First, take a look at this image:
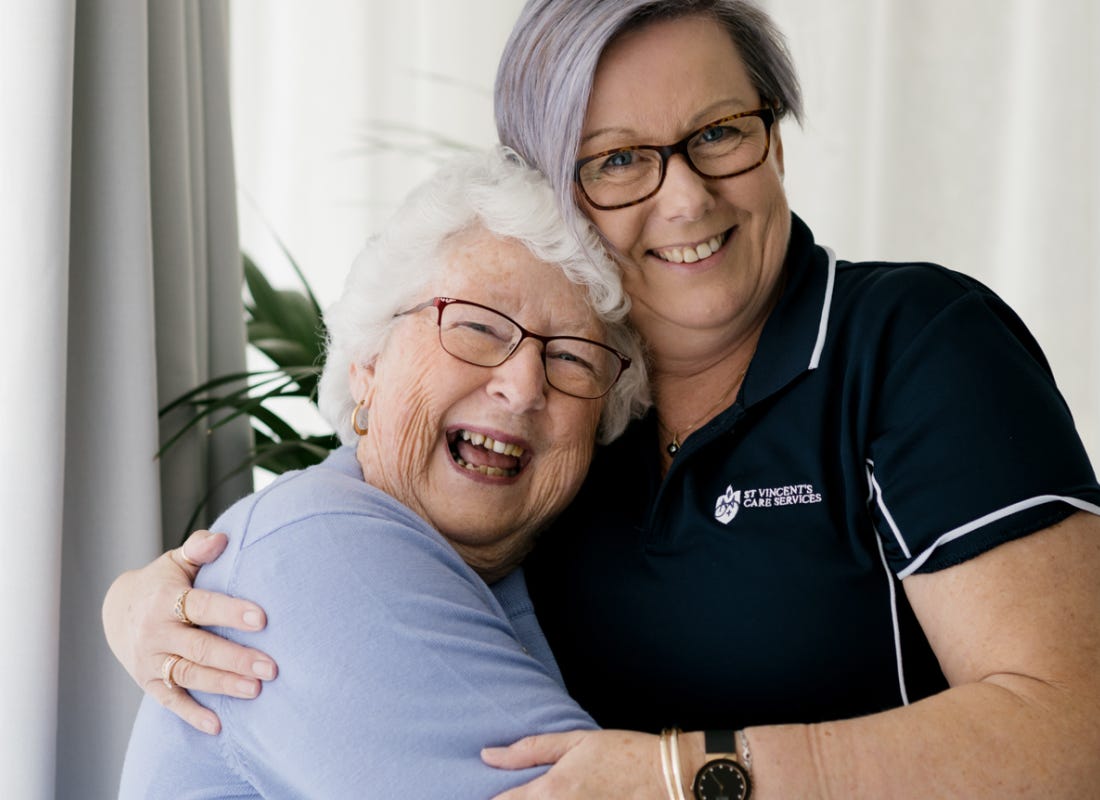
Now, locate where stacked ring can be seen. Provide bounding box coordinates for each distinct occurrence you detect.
[162,654,183,689]
[177,545,200,568]
[174,589,195,626]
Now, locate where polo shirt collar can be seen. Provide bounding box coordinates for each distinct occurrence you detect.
[742,213,836,408]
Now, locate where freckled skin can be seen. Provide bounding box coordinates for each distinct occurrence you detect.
[578,15,791,365]
[350,226,606,581]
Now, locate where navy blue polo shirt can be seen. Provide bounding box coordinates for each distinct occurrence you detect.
[525,213,1100,732]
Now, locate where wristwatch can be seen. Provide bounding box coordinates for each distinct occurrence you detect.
[692,730,752,800]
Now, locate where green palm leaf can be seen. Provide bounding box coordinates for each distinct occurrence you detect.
[159,250,338,540]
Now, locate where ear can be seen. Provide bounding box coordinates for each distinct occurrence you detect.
[771,123,786,180]
[349,360,377,408]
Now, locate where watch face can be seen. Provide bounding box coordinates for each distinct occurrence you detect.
[693,758,750,800]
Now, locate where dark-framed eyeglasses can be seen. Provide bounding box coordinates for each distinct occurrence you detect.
[394,297,631,400]
[574,106,776,210]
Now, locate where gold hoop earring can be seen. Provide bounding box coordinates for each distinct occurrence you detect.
[351,398,369,436]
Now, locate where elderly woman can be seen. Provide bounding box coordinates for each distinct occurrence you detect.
[117,147,646,798]
[107,1,1100,798]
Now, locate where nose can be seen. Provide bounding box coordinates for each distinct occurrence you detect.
[655,154,714,221]
[485,338,548,413]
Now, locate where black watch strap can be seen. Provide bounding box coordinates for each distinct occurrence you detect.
[704,729,736,755]
[694,730,751,800]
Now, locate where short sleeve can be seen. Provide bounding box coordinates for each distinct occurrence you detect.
[862,273,1100,577]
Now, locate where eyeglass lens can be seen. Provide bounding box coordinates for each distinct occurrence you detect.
[437,301,621,399]
[577,110,771,209]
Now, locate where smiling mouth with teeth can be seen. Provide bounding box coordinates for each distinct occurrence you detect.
[448,429,528,478]
[652,228,731,264]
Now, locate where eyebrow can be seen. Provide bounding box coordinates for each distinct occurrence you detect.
[580,97,755,147]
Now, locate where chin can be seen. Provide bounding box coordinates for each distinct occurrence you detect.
[448,528,533,583]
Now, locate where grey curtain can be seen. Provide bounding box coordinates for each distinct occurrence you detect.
[0,1,250,797]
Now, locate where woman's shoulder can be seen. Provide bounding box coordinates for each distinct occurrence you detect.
[258,447,421,526]
[812,254,1057,387]
[198,447,457,588]
[828,257,1028,341]
[224,446,424,532]
[834,257,997,309]
[791,217,1001,318]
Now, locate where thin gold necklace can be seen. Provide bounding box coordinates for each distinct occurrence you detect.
[656,353,754,458]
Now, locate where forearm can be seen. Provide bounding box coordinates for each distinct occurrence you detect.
[722,513,1100,799]
[484,679,1099,800]
[693,677,1100,799]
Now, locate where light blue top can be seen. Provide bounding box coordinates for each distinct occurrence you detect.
[119,446,596,799]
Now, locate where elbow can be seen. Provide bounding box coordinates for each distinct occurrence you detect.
[981,670,1100,784]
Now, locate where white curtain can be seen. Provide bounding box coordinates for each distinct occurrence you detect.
[770,0,1100,463]
[230,0,522,306]
[1,1,249,797]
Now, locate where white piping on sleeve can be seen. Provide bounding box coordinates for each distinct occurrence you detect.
[866,459,912,559]
[897,496,1100,579]
[808,246,836,370]
[874,532,909,706]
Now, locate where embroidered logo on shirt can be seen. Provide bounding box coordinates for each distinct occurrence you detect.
[714,483,823,525]
[715,486,742,524]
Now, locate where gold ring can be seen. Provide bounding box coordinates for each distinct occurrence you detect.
[173,589,195,626]
[177,545,200,568]
[162,654,183,689]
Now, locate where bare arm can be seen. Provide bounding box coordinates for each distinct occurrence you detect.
[485,511,1100,798]
[740,509,1100,797]
[101,530,278,734]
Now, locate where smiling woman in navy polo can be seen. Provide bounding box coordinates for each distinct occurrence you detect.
[525,213,1098,733]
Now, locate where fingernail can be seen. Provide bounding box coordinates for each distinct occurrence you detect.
[242,610,263,628]
[253,661,275,680]
[201,717,219,735]
[237,679,259,697]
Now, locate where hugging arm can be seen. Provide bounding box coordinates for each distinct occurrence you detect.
[101,530,277,734]
[484,511,1100,799]
[745,509,1100,797]
[150,512,598,798]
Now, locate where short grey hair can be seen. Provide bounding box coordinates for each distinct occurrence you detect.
[495,0,803,244]
[318,146,650,446]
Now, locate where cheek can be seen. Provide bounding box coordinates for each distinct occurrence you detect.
[588,206,643,259]
[532,403,603,508]
[747,165,789,216]
[752,178,791,259]
[372,365,447,478]
[388,390,438,461]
